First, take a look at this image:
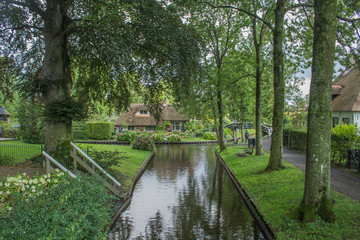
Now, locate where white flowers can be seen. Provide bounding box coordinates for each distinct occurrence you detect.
[1,170,67,213]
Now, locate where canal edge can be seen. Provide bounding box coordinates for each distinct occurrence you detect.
[109,151,156,227]
[215,151,275,240]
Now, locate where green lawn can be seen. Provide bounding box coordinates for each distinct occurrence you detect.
[0,141,152,192]
[0,141,42,165]
[219,145,360,240]
[75,143,152,191]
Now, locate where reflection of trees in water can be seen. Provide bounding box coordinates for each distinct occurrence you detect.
[169,158,264,239]
[108,216,133,240]
[109,145,263,239]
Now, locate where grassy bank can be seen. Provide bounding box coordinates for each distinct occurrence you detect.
[0,141,152,192]
[76,143,152,191]
[219,145,360,239]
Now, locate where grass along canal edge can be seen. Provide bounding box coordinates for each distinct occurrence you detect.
[219,145,360,240]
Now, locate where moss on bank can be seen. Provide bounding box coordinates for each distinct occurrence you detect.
[219,145,360,240]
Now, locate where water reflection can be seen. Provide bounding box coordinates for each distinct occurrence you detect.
[109,145,264,240]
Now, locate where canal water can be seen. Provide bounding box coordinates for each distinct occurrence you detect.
[109,144,264,240]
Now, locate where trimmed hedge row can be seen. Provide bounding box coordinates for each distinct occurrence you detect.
[85,122,114,140]
[283,129,307,153]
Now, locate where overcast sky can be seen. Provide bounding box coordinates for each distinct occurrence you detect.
[297,62,344,97]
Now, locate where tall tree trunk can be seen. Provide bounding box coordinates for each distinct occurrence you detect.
[217,89,226,151]
[41,0,72,151]
[294,0,337,223]
[252,16,265,156]
[267,0,287,170]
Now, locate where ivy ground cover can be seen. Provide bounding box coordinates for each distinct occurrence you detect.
[219,145,360,240]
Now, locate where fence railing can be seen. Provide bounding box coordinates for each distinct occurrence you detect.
[347,149,360,172]
[70,142,122,197]
[42,151,77,178]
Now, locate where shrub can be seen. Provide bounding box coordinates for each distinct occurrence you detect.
[172,131,181,135]
[85,122,114,140]
[73,130,89,140]
[167,134,182,142]
[331,124,360,166]
[203,132,217,140]
[16,100,45,144]
[0,170,67,214]
[117,131,136,142]
[155,125,164,132]
[195,132,203,138]
[283,128,307,152]
[152,132,166,142]
[131,134,154,151]
[224,128,233,139]
[0,174,112,240]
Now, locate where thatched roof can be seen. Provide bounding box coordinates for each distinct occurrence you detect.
[332,68,360,112]
[114,104,189,126]
[0,106,10,116]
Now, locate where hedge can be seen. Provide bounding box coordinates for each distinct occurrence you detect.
[85,122,114,140]
[73,130,89,140]
[283,129,307,153]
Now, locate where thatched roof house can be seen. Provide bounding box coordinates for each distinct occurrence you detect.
[331,68,360,126]
[0,106,11,122]
[114,103,189,132]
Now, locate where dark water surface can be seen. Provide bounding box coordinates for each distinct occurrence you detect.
[109,144,264,240]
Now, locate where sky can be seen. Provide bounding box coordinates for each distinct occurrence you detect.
[297,62,344,97]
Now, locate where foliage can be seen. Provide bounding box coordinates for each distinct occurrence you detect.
[155,125,165,132]
[185,120,204,135]
[76,143,152,191]
[283,128,307,153]
[73,130,89,140]
[203,132,217,140]
[203,119,215,132]
[152,132,166,142]
[88,148,128,177]
[166,134,182,142]
[0,170,66,214]
[16,99,45,144]
[117,131,136,142]
[0,174,112,240]
[224,128,233,139]
[44,97,87,124]
[163,121,171,131]
[2,129,18,138]
[219,146,360,240]
[331,124,360,166]
[131,134,155,151]
[85,122,114,140]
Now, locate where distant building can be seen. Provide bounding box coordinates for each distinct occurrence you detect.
[0,106,11,122]
[114,103,189,132]
[331,68,360,126]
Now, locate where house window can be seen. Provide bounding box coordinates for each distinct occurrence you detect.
[343,118,350,124]
[128,126,134,131]
[139,110,148,115]
[172,122,181,131]
[118,127,123,132]
[332,117,339,127]
[146,126,155,131]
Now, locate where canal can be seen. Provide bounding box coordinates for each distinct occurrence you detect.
[109,144,264,240]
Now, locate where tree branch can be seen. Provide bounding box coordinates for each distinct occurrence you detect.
[337,15,360,23]
[220,74,255,92]
[203,1,274,32]
[4,0,45,18]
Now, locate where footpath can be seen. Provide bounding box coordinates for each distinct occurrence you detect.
[262,137,360,202]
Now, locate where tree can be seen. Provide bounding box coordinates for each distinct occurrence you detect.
[293,0,337,223]
[266,0,287,170]
[0,0,199,150]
